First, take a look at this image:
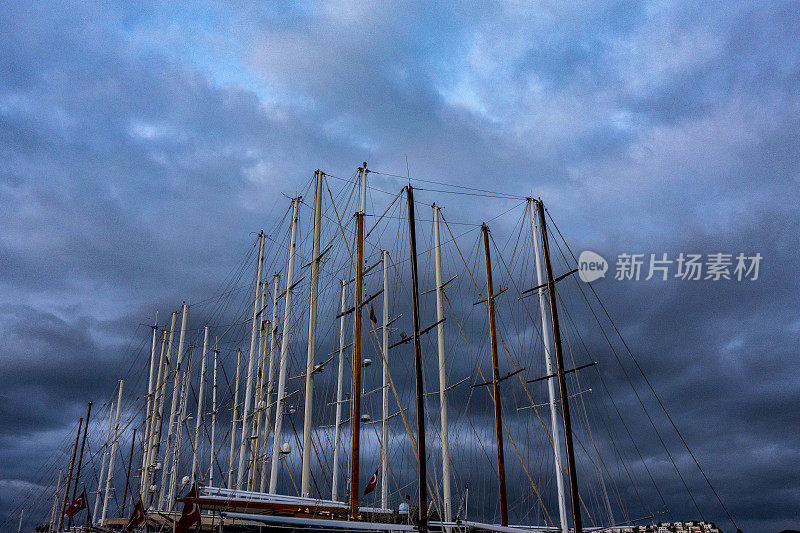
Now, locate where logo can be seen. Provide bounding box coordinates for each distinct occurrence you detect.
[578,251,608,283]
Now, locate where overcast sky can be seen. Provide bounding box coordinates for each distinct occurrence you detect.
[1,2,799,532]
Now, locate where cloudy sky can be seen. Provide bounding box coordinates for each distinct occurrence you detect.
[1,1,799,532]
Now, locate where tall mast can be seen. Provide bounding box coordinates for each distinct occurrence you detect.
[528,198,568,533]
[228,349,242,489]
[433,204,452,526]
[49,468,63,533]
[209,343,219,486]
[58,417,82,532]
[349,164,367,517]
[270,197,300,493]
[250,280,268,491]
[68,401,92,529]
[482,224,509,527]
[159,305,187,509]
[93,404,115,521]
[331,280,347,502]
[238,232,265,489]
[260,274,281,492]
[143,329,167,507]
[407,185,428,533]
[140,321,158,497]
[102,380,124,525]
[380,250,390,510]
[301,169,324,496]
[536,199,583,533]
[169,344,193,504]
[121,427,137,515]
[192,326,209,483]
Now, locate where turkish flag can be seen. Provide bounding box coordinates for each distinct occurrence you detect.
[363,467,379,495]
[124,499,146,530]
[63,489,87,518]
[369,304,378,324]
[175,482,201,533]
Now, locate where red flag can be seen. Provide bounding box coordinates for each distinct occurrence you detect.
[363,467,379,495]
[63,489,87,518]
[124,499,146,531]
[175,482,201,533]
[369,304,378,324]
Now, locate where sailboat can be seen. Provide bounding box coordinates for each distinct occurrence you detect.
[33,163,735,533]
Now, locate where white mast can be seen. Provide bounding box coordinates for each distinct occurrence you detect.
[269,197,300,493]
[237,233,265,489]
[49,468,63,532]
[169,344,193,503]
[433,204,452,526]
[150,312,175,507]
[208,343,219,486]
[249,280,268,491]
[159,305,187,509]
[380,250,390,510]
[529,198,568,533]
[330,280,347,501]
[260,274,281,492]
[301,170,324,497]
[192,327,209,483]
[140,320,158,497]
[228,349,242,489]
[101,380,124,525]
[93,401,115,522]
[143,329,167,507]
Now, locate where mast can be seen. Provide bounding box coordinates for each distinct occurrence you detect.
[169,344,193,503]
[102,380,124,525]
[68,401,92,529]
[270,197,300,493]
[93,404,114,521]
[49,468,63,533]
[228,349,242,489]
[121,427,137,515]
[143,329,167,507]
[58,417,82,532]
[433,204,452,526]
[349,164,367,517]
[209,344,219,485]
[140,322,158,498]
[482,224,509,527]
[250,281,268,491]
[159,305,187,509]
[536,199,583,533]
[260,274,281,492]
[238,232,265,489]
[301,169,324,497]
[380,250,390,510]
[331,280,347,502]
[192,326,209,483]
[528,198,568,533]
[407,185,428,533]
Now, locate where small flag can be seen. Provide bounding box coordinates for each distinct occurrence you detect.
[364,467,379,495]
[63,489,87,518]
[124,499,146,531]
[369,304,378,324]
[175,482,201,533]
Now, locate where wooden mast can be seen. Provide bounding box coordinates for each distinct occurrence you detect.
[67,402,91,529]
[349,163,367,517]
[481,224,509,527]
[407,185,428,533]
[58,417,82,532]
[536,199,583,533]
